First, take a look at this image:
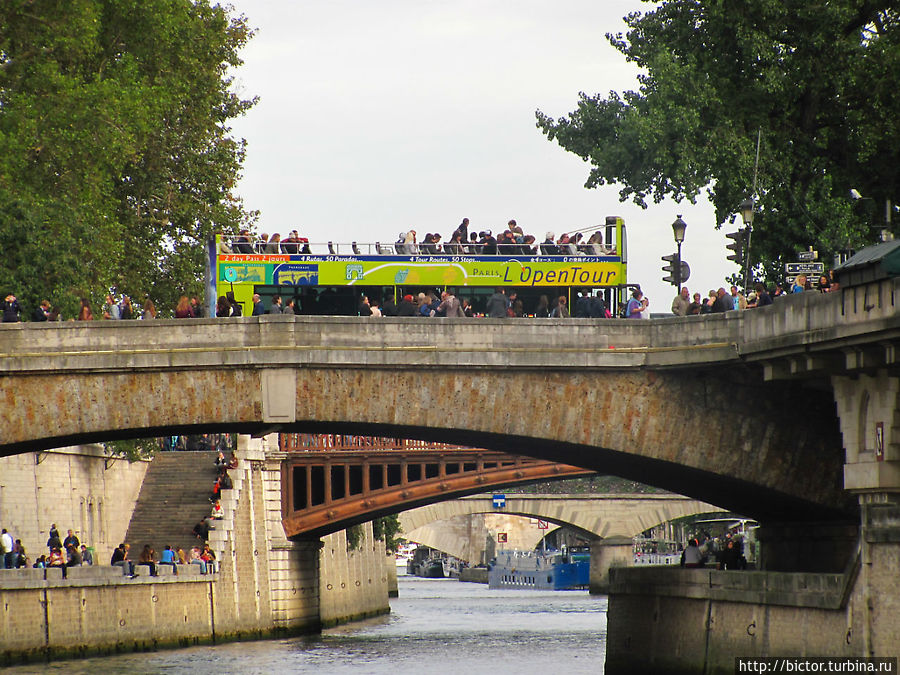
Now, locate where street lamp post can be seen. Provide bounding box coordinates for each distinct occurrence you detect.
[672,216,687,293]
[739,198,754,290]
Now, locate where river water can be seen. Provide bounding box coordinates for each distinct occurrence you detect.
[9,576,607,674]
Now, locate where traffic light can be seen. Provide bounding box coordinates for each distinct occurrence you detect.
[662,252,679,286]
[725,229,746,265]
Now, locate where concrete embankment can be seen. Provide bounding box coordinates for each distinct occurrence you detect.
[458,567,488,583]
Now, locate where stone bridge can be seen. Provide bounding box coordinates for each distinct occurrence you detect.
[1,278,899,525]
[399,493,726,542]
[398,493,727,561]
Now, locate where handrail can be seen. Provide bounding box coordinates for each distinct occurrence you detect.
[217,236,619,258]
[279,433,459,452]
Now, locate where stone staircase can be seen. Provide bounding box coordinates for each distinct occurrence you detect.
[124,451,221,556]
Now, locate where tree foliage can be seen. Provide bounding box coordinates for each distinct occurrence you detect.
[0,0,257,318]
[373,514,403,552]
[103,437,158,462]
[536,0,900,283]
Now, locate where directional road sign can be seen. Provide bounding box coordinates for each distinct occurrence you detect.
[785,262,825,275]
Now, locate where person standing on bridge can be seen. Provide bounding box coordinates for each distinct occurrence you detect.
[671,287,690,316]
[102,294,121,320]
[486,288,508,318]
[251,294,265,316]
[712,288,732,313]
[625,288,646,319]
[268,295,283,314]
[687,292,702,315]
[437,290,465,317]
[175,296,194,318]
[550,295,569,318]
[730,286,747,310]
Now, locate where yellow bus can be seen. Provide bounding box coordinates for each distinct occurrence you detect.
[210,216,628,316]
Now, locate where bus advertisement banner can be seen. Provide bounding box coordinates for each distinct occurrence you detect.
[217,254,624,288]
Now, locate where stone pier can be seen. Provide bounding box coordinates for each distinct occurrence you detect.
[605,369,900,673]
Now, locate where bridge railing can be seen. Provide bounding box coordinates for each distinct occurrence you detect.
[279,433,458,453]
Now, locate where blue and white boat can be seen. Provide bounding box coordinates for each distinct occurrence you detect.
[488,548,590,590]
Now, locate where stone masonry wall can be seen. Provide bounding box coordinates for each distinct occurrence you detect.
[0,438,393,664]
[0,569,218,664]
[0,446,148,565]
[605,536,900,675]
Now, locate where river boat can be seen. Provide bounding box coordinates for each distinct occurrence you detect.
[633,537,682,566]
[488,548,589,590]
[394,543,418,574]
[416,559,445,578]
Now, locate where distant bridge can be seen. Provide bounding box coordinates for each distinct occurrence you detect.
[399,493,727,542]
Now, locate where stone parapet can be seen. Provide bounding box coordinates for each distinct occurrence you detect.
[608,567,854,610]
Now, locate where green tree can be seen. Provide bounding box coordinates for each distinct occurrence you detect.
[0,0,257,318]
[536,0,900,284]
[372,514,403,552]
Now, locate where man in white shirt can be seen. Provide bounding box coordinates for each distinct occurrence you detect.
[0,528,14,569]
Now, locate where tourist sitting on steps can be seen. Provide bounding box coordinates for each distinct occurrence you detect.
[159,545,178,575]
[201,544,217,574]
[192,517,211,541]
[48,547,66,577]
[111,543,136,576]
[138,544,158,577]
[190,546,208,574]
[65,543,82,570]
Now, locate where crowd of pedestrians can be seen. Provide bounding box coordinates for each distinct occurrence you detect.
[222,220,616,258]
[668,270,838,317]
[680,531,748,571]
[0,291,191,323]
[0,523,97,578]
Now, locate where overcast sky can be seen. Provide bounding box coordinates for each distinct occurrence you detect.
[225,1,738,308]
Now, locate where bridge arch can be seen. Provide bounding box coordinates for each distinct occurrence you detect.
[396,494,728,564]
[1,318,850,521]
[398,494,729,542]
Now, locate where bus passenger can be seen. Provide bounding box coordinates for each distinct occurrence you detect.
[403,231,418,254]
[479,231,497,255]
[467,232,481,254]
[266,233,281,254]
[456,218,470,242]
[540,232,558,256]
[445,231,464,254]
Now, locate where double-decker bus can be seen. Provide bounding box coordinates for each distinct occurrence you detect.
[207,216,628,317]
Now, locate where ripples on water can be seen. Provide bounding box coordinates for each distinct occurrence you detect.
[9,576,607,675]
